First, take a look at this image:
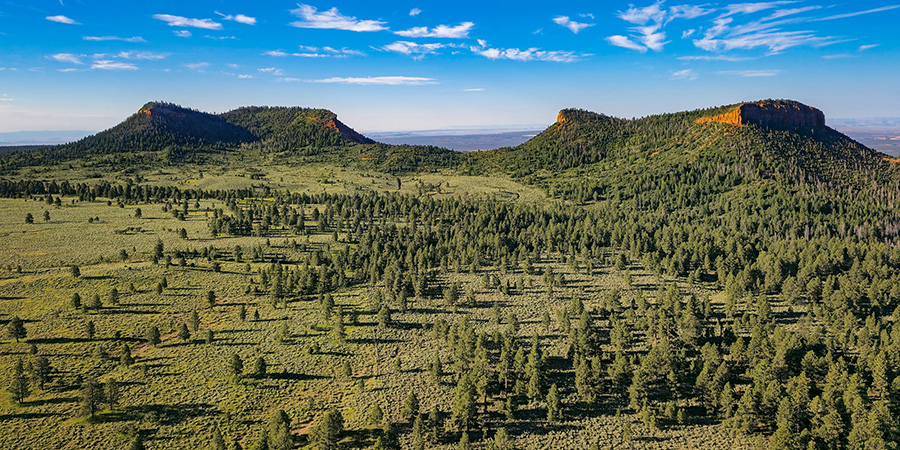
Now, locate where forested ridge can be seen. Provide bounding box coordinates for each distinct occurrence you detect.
[1,100,899,449]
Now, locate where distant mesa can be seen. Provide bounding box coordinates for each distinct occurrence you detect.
[696,100,826,132]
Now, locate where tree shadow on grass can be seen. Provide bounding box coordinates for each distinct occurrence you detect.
[0,411,64,420]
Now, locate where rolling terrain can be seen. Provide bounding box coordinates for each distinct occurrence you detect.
[1,100,899,450]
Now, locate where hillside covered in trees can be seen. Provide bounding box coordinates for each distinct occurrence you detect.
[1,100,899,450]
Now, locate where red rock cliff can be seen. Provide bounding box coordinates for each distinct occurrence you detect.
[697,101,825,131]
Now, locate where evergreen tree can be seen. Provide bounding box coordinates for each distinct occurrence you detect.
[267,409,292,450]
[147,325,161,346]
[451,373,476,431]
[177,322,191,341]
[310,408,343,450]
[80,377,102,419]
[104,378,119,410]
[30,356,51,390]
[401,391,420,423]
[255,356,267,377]
[6,316,26,343]
[230,354,244,380]
[8,358,29,404]
[546,383,562,422]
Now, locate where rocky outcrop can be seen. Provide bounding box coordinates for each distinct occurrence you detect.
[696,101,826,131]
[324,116,373,144]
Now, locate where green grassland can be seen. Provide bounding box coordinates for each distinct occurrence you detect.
[0,169,758,450]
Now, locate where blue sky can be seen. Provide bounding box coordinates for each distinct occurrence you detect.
[0,1,898,133]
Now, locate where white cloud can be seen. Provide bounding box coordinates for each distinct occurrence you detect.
[116,51,167,60]
[606,35,647,52]
[470,40,584,62]
[395,22,473,38]
[678,54,754,61]
[382,41,445,56]
[810,5,900,22]
[409,8,422,16]
[722,2,794,17]
[463,88,484,92]
[267,46,365,58]
[858,44,880,51]
[184,62,210,71]
[174,30,192,38]
[153,14,222,30]
[238,74,254,79]
[609,2,708,52]
[553,16,594,34]
[290,5,387,32]
[216,12,257,25]
[259,67,284,76]
[50,53,84,64]
[84,36,147,43]
[91,60,138,70]
[46,15,77,24]
[0,97,13,102]
[717,69,780,77]
[313,76,437,85]
[671,68,698,80]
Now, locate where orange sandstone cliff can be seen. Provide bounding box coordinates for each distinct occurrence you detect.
[696,101,826,131]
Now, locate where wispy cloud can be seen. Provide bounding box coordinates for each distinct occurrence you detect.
[409,8,422,17]
[678,54,754,61]
[717,69,781,77]
[671,69,697,80]
[810,5,900,22]
[553,16,594,34]
[382,41,446,57]
[49,53,83,65]
[265,47,364,58]
[115,51,166,61]
[184,62,210,71]
[607,35,646,52]
[46,15,77,25]
[216,12,257,25]
[313,76,437,85]
[173,30,192,38]
[84,36,147,43]
[0,96,13,102]
[259,67,285,76]
[858,44,880,51]
[290,5,387,32]
[470,39,585,62]
[608,2,711,52]
[91,60,138,71]
[153,14,222,30]
[395,22,474,38]
[463,88,484,92]
[553,16,595,34]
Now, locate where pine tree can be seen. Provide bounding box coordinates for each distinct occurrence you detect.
[451,373,476,431]
[367,403,384,427]
[8,358,29,404]
[104,378,119,410]
[230,354,244,379]
[206,290,216,308]
[546,383,562,422]
[411,414,425,450]
[267,409,292,450]
[147,325,161,346]
[177,323,191,341]
[255,356,267,377]
[30,356,51,390]
[80,377,102,419]
[310,408,343,450]
[189,310,200,333]
[377,305,391,329]
[6,316,26,343]
[71,293,82,309]
[401,391,420,423]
